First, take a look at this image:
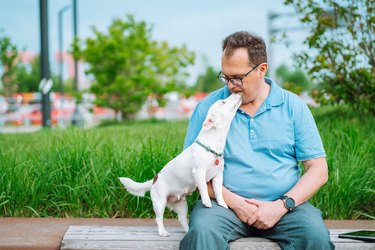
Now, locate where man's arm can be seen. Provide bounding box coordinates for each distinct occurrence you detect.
[283,157,328,206]
[247,157,329,229]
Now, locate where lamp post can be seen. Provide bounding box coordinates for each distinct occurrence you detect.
[58,5,70,96]
[58,5,70,127]
[267,10,342,81]
[72,0,78,91]
[39,0,51,128]
[267,11,300,80]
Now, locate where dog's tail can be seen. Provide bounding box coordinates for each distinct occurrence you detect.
[118,177,153,197]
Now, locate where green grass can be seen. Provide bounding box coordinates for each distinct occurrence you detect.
[0,106,374,219]
[0,120,191,218]
[310,106,375,219]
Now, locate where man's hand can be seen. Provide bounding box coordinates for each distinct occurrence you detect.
[245,199,288,230]
[230,196,259,225]
[207,181,258,224]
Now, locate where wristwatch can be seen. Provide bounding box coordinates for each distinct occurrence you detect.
[281,195,296,211]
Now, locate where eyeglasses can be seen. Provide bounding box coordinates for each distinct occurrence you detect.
[217,63,261,86]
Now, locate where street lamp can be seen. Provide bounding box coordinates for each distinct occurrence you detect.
[58,5,70,95]
[58,5,70,127]
[72,0,78,91]
[39,0,51,128]
[267,10,342,80]
[267,11,300,80]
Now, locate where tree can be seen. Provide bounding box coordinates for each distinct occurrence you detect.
[16,56,40,92]
[194,66,223,93]
[276,64,311,95]
[16,56,60,93]
[73,15,195,119]
[285,0,375,114]
[0,33,20,96]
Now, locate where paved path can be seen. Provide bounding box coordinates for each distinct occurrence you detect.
[0,125,42,134]
[0,218,374,250]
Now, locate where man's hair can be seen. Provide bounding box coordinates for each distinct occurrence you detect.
[222,31,267,66]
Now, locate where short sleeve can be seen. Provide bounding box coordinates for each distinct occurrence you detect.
[293,102,326,161]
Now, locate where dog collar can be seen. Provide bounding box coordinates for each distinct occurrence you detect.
[194,140,223,158]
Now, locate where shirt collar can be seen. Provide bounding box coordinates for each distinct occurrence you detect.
[222,77,285,108]
[264,77,285,107]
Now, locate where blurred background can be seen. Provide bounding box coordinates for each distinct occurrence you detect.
[0,0,373,133]
[0,0,374,220]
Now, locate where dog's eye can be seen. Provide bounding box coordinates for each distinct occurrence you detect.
[221,101,226,104]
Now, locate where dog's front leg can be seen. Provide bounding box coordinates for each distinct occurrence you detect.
[192,169,212,208]
[212,172,228,209]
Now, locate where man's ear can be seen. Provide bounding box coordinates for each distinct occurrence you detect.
[258,63,268,79]
[203,114,217,129]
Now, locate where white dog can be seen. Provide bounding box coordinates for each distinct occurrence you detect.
[119,93,242,236]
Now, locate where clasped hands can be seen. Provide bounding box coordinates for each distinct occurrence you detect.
[232,197,288,230]
[206,182,288,230]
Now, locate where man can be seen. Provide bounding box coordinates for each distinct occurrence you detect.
[179,31,334,250]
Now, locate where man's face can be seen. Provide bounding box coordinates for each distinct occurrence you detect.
[221,48,266,104]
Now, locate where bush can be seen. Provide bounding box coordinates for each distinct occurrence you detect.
[285,0,375,115]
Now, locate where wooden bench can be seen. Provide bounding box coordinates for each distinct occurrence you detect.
[60,225,375,250]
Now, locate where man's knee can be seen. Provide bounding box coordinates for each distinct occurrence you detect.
[180,200,234,250]
[278,203,334,249]
[180,222,227,250]
[297,220,334,249]
[189,211,217,230]
[186,208,223,239]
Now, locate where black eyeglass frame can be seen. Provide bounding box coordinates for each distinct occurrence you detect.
[217,63,262,86]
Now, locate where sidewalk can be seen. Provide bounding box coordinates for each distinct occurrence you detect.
[0,218,374,250]
[0,125,42,134]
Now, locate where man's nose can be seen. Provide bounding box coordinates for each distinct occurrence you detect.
[227,80,238,92]
[227,80,236,88]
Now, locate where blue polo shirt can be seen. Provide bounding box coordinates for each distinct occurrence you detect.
[184,78,326,201]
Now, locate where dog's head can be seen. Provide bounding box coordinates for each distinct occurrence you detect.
[203,93,242,130]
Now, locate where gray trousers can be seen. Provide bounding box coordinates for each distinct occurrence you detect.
[180,200,334,250]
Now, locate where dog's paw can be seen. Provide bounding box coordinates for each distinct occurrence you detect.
[159,230,170,237]
[202,200,212,208]
[217,200,228,209]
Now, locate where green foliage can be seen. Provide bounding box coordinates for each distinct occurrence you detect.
[15,56,40,92]
[0,120,190,218]
[0,108,374,219]
[14,55,61,93]
[73,15,195,119]
[0,33,20,96]
[285,0,375,115]
[311,106,375,219]
[193,66,223,93]
[276,64,311,94]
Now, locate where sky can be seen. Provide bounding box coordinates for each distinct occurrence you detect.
[0,0,309,86]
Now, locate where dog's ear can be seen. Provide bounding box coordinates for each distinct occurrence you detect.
[203,114,218,129]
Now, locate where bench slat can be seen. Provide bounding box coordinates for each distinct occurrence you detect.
[60,226,375,250]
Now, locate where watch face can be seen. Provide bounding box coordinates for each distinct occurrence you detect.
[285,197,295,209]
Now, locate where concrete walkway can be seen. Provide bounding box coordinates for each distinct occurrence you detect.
[0,218,374,250]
